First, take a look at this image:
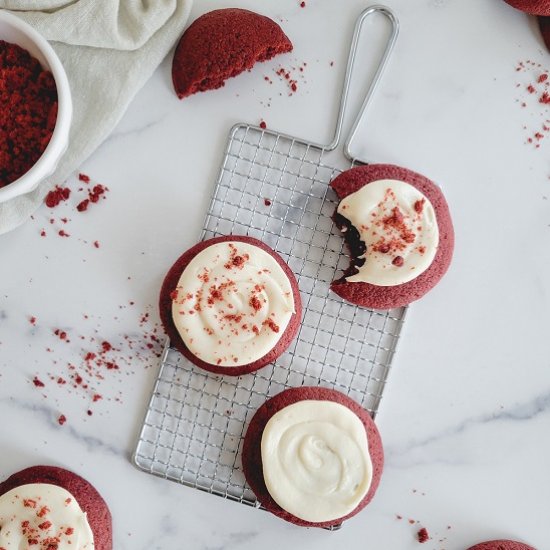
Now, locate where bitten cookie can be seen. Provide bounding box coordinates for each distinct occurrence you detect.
[172,8,293,99]
[503,1,550,16]
[330,164,454,310]
[467,540,536,550]
[0,465,112,550]
[242,386,384,528]
[160,235,302,376]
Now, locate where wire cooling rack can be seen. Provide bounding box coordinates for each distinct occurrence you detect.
[134,5,405,524]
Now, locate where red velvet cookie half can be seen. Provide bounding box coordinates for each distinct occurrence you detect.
[172,8,293,99]
[0,465,112,550]
[242,386,384,528]
[160,235,302,376]
[467,540,536,550]
[330,164,454,310]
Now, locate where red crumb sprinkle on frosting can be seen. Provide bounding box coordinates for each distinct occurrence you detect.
[259,120,267,129]
[57,414,67,425]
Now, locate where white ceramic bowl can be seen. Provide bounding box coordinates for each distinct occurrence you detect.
[0,11,72,203]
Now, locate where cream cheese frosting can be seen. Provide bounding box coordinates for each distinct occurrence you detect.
[0,483,94,549]
[337,179,439,286]
[261,400,372,523]
[171,241,295,367]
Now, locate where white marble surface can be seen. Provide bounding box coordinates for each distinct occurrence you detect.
[2,0,550,548]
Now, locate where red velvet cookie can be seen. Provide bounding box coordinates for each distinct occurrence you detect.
[503,0,550,15]
[242,386,384,528]
[467,540,536,550]
[0,465,112,550]
[172,8,293,99]
[159,235,302,376]
[330,164,454,310]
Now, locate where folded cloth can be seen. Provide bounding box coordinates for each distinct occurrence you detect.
[0,0,193,235]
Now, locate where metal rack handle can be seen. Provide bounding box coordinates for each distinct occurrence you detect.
[325,5,399,159]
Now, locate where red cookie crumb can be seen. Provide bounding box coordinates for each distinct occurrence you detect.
[172,9,293,99]
[45,186,70,208]
[32,377,45,388]
[77,199,89,212]
[417,527,429,543]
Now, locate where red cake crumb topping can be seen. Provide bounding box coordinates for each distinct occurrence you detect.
[78,173,90,183]
[224,243,249,269]
[249,295,262,311]
[264,198,271,206]
[259,120,267,129]
[263,318,280,333]
[0,41,58,189]
[392,255,404,267]
[57,414,67,425]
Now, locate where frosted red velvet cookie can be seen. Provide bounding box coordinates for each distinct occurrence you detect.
[467,540,536,550]
[330,164,454,310]
[0,465,112,550]
[503,0,550,15]
[172,8,293,99]
[160,235,302,376]
[242,387,384,528]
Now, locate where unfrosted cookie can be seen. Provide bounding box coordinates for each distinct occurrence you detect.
[160,235,302,376]
[330,164,454,310]
[242,386,384,528]
[0,465,112,550]
[467,540,536,550]
[503,0,550,15]
[172,8,293,99]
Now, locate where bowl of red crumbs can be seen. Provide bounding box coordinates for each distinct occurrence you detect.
[0,11,72,203]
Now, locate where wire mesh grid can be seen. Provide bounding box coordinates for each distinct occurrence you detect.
[133,124,407,515]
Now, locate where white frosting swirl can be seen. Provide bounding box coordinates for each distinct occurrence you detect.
[337,179,439,286]
[171,241,295,366]
[0,483,94,549]
[261,400,372,522]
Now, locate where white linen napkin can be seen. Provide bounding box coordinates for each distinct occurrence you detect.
[0,0,193,234]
